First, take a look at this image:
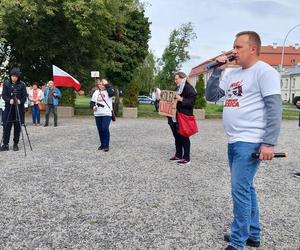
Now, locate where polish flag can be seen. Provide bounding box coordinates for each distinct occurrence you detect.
[53,65,81,91]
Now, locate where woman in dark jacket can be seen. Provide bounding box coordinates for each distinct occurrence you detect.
[168,71,197,165]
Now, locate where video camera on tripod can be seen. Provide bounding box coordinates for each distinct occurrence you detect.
[0,82,32,155]
[10,84,22,100]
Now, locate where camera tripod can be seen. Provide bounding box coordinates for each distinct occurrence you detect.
[0,96,32,156]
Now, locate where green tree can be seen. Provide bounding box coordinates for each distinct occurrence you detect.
[122,75,139,107]
[155,22,196,89]
[103,7,150,88]
[195,73,207,109]
[136,51,156,95]
[0,0,150,104]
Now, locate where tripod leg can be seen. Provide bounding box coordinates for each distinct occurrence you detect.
[14,101,27,156]
[19,125,26,156]
[22,124,33,151]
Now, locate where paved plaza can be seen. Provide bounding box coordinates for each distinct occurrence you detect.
[0,117,299,249]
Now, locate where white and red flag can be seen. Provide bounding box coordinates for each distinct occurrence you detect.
[53,65,81,91]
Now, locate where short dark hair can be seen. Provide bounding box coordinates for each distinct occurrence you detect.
[175,72,187,79]
[236,31,261,55]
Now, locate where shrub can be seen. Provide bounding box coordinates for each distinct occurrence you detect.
[60,88,76,107]
[194,73,207,109]
[122,76,140,107]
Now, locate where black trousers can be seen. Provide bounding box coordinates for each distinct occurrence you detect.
[154,100,160,112]
[2,105,22,145]
[45,104,58,126]
[169,120,191,161]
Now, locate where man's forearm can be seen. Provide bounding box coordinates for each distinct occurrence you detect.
[205,68,225,102]
[262,94,282,146]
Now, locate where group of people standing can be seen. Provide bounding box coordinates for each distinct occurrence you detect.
[0,30,297,249]
[0,68,62,151]
[29,80,62,127]
[0,69,116,153]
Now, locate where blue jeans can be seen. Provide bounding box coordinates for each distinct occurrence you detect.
[31,104,40,124]
[95,116,111,147]
[227,141,261,250]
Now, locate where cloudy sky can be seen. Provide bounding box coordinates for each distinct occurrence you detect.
[144,0,300,73]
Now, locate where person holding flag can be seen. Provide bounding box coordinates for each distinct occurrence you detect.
[44,65,81,127]
[43,80,62,127]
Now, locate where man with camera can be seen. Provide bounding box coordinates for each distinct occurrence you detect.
[0,68,28,151]
[43,80,62,127]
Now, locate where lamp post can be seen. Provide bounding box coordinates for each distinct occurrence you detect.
[280,23,300,72]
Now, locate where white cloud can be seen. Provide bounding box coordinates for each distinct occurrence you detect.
[144,0,300,73]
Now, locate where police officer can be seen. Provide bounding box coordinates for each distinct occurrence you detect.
[0,68,27,151]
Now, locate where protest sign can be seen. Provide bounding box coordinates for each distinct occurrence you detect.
[159,90,177,117]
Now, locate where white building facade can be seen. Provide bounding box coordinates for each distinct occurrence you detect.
[281,67,300,102]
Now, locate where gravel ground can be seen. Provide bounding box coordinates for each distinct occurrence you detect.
[0,117,299,250]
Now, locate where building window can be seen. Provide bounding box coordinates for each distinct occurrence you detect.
[292,78,295,88]
[285,79,288,88]
[280,79,283,88]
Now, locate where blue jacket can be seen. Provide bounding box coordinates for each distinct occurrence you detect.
[44,87,62,106]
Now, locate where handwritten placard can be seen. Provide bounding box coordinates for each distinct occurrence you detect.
[159,90,177,117]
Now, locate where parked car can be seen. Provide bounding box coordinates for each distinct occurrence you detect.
[138,95,154,104]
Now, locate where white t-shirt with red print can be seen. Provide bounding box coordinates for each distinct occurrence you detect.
[91,89,113,116]
[219,61,281,144]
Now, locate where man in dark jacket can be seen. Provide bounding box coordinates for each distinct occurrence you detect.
[0,68,27,151]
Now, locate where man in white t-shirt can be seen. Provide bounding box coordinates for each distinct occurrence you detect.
[206,31,282,250]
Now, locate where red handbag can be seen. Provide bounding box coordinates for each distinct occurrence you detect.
[177,112,198,137]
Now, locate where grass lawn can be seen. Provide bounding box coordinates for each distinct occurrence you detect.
[282,109,299,119]
[204,103,223,119]
[75,95,298,119]
[75,95,161,118]
[74,95,93,115]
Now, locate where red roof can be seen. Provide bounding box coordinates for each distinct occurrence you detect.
[189,45,300,77]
